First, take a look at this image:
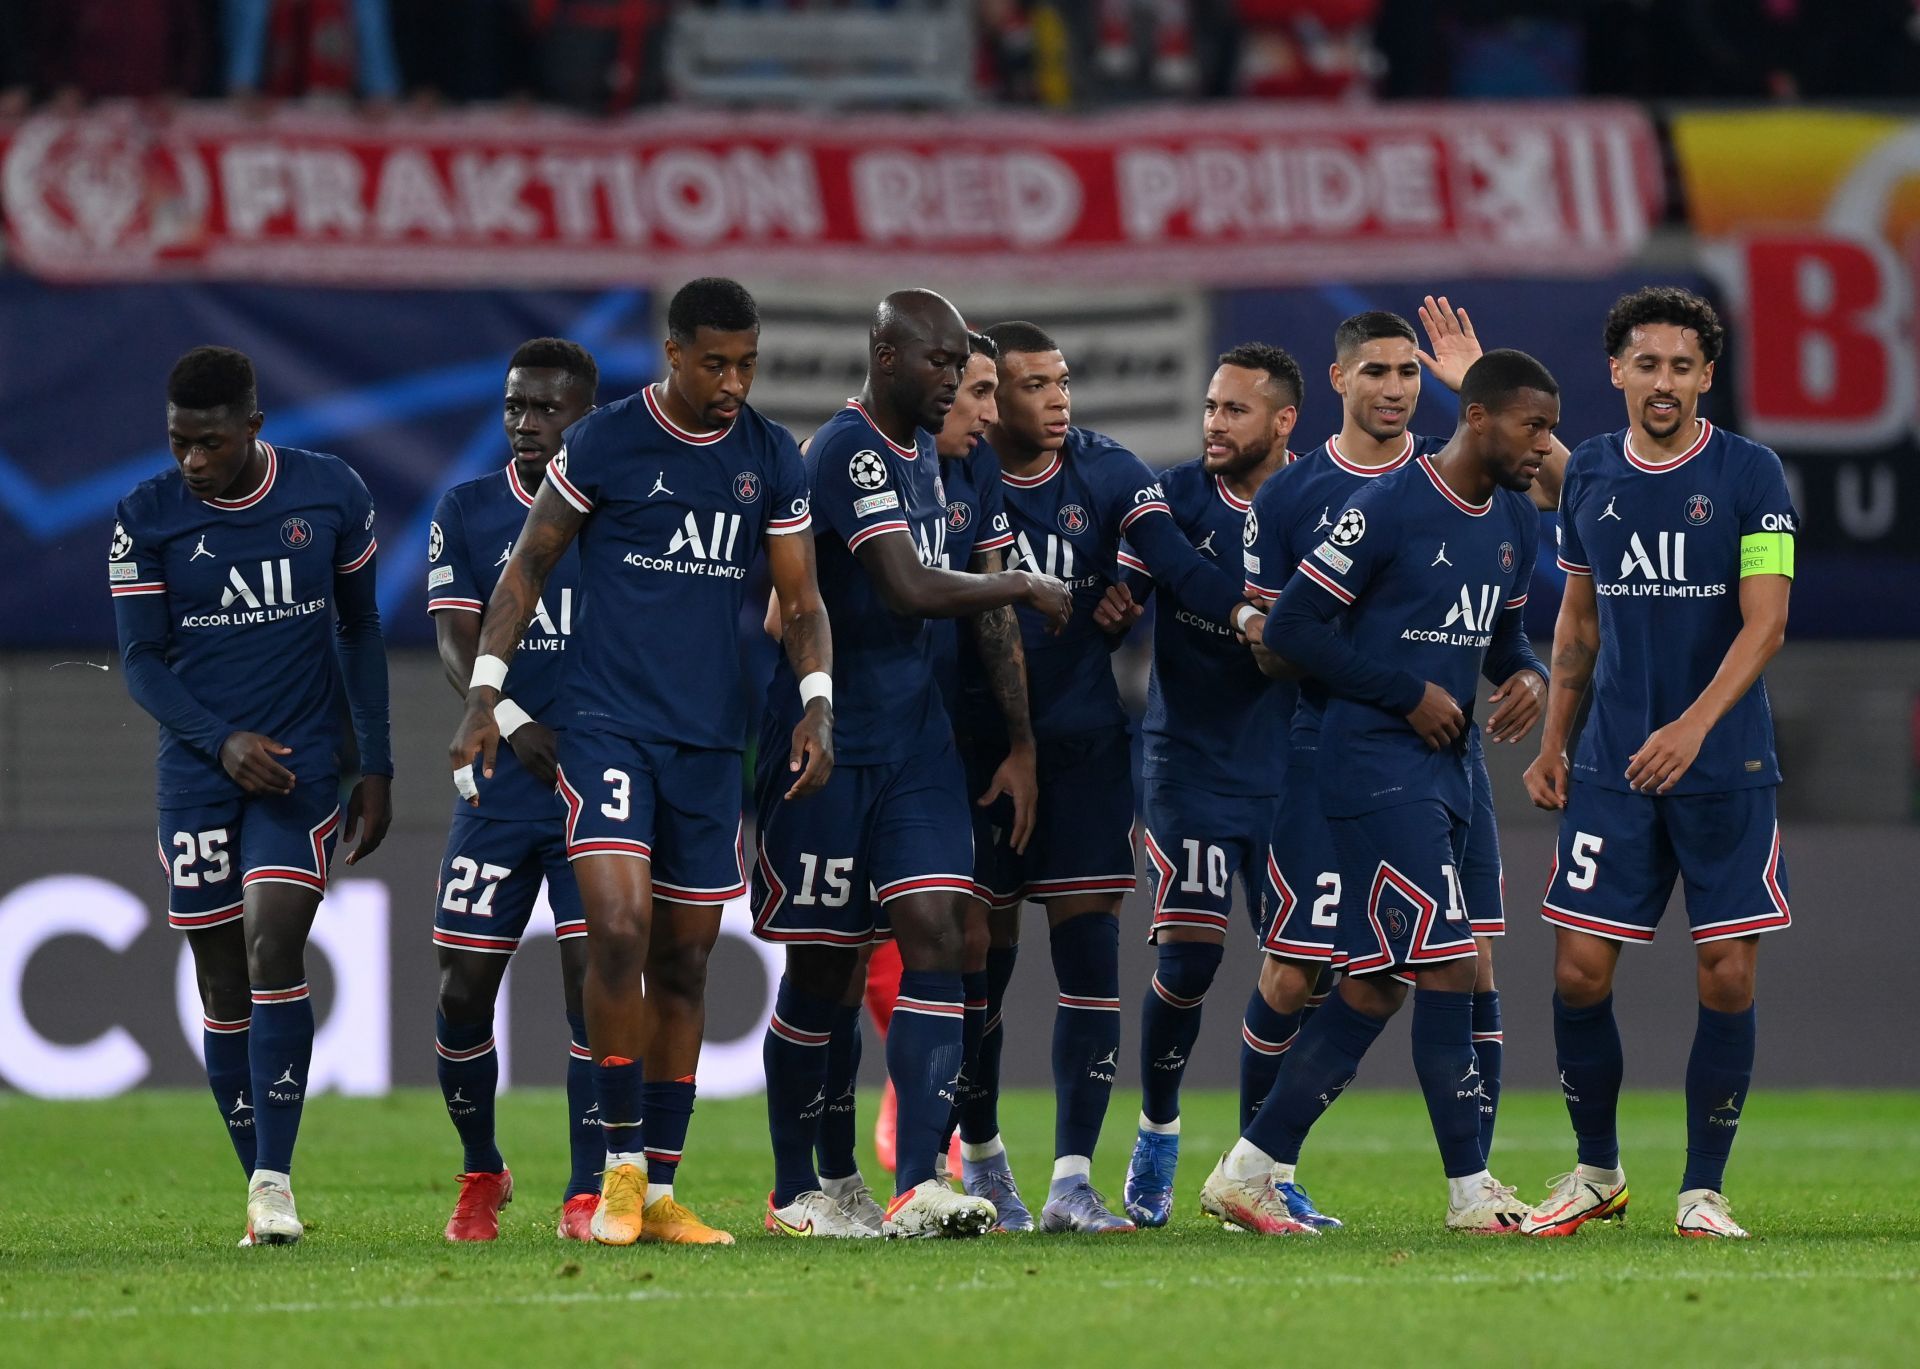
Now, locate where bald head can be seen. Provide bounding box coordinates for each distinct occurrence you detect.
[873,288,967,349]
[868,289,969,434]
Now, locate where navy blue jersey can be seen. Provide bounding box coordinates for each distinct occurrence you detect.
[1244,432,1448,751]
[1558,421,1796,794]
[933,445,1015,719]
[428,463,583,820]
[547,386,810,751]
[1270,455,1541,820]
[110,441,388,804]
[1122,458,1289,797]
[767,400,951,766]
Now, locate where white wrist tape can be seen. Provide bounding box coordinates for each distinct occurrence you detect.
[799,671,833,708]
[1233,603,1260,635]
[452,764,479,801]
[493,698,534,738]
[469,654,508,692]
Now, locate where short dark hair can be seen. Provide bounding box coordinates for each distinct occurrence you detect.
[167,346,257,412]
[1333,311,1418,360]
[667,277,759,344]
[1603,286,1725,363]
[1217,341,1303,408]
[508,337,599,399]
[1460,348,1560,412]
[967,330,998,360]
[982,320,1059,358]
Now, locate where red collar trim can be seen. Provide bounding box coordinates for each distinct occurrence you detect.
[645,384,729,446]
[1001,452,1063,488]
[210,441,278,510]
[1418,454,1491,516]
[505,461,536,507]
[845,399,919,458]
[1326,431,1413,476]
[1623,419,1713,472]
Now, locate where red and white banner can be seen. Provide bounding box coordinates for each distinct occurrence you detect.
[0,102,1661,286]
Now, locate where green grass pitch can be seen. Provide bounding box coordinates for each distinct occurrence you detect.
[2,1089,1916,1368]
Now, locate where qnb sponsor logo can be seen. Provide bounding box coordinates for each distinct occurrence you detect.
[521,589,574,652]
[1400,584,1499,646]
[623,511,748,579]
[1600,531,1728,598]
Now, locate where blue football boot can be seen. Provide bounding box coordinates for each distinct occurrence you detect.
[1122,1129,1180,1228]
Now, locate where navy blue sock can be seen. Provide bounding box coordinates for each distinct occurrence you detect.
[1553,992,1624,1170]
[1139,939,1223,1125]
[959,945,1018,1145]
[1245,991,1384,1164]
[202,1012,255,1176]
[249,982,314,1176]
[1472,989,1504,1162]
[815,1004,862,1181]
[889,971,965,1193]
[1049,913,1121,1160]
[1302,967,1336,1027]
[1238,987,1300,1132]
[642,1076,696,1187]
[1683,1002,1756,1194]
[1411,988,1484,1179]
[436,1011,503,1174]
[564,1011,599,1200]
[951,970,990,1144]
[763,976,836,1205]
[594,1055,644,1166]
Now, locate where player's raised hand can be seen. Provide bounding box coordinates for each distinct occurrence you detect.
[1625,715,1709,794]
[977,740,1038,854]
[1415,294,1482,394]
[1523,747,1569,810]
[219,731,297,796]
[340,773,392,865]
[507,720,560,791]
[1092,583,1143,634]
[1406,682,1465,750]
[449,701,501,806]
[1485,669,1545,743]
[784,700,834,800]
[1020,571,1074,633]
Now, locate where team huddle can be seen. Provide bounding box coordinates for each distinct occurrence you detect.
[111,279,1795,1249]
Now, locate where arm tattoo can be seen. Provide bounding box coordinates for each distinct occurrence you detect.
[1550,635,1597,690]
[475,491,579,673]
[973,604,1033,745]
[782,604,830,679]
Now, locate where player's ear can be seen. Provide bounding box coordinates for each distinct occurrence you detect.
[1607,355,1625,392]
[248,410,264,438]
[1328,361,1345,397]
[664,337,681,374]
[1699,360,1715,394]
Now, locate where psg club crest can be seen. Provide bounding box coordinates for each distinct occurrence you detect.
[947,501,972,533]
[1329,508,1367,547]
[1057,503,1090,535]
[109,521,132,560]
[1685,493,1714,525]
[849,449,888,491]
[1381,906,1409,941]
[733,471,761,504]
[1498,541,1515,573]
[427,521,445,562]
[280,516,313,550]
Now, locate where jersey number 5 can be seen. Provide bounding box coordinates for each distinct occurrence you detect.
[1567,833,1603,891]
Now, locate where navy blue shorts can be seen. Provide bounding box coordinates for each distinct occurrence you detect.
[432,811,586,956]
[753,736,975,947]
[1462,742,1505,937]
[554,732,745,904]
[1541,783,1790,945]
[1328,801,1478,977]
[968,727,1137,908]
[156,780,341,930]
[1258,757,1344,964]
[1140,777,1278,943]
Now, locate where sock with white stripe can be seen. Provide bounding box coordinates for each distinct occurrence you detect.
[594,1054,645,1172]
[1244,990,1384,1166]
[248,982,314,1176]
[563,1011,599,1200]
[642,1075,696,1189]
[815,1004,862,1182]
[436,1010,503,1174]
[958,945,1018,1145]
[1049,912,1120,1162]
[763,975,836,1206]
[1472,989,1503,1162]
[1238,987,1300,1132]
[889,970,965,1194]
[202,1013,254,1176]
[1138,939,1222,1126]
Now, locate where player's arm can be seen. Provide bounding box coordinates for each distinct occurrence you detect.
[1125,510,1257,635]
[967,547,1040,852]
[1482,533,1547,744]
[766,526,835,801]
[1092,544,1153,635]
[450,482,586,799]
[1416,295,1567,510]
[857,532,1070,630]
[1523,571,1598,810]
[332,526,393,866]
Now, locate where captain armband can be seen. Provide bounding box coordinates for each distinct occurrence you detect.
[1739,532,1795,579]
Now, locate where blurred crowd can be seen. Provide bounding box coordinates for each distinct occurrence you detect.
[2,0,1917,115]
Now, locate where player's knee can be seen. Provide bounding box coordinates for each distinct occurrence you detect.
[1553,953,1613,1007]
[1696,944,1756,1013]
[648,937,711,1003]
[588,915,648,985]
[1256,958,1310,1015]
[436,961,498,1025]
[244,929,306,988]
[960,912,990,971]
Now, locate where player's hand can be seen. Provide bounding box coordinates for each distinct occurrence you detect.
[977,739,1038,854]
[449,697,501,806]
[1524,747,1570,810]
[785,700,834,800]
[1234,607,1266,644]
[1485,670,1545,744]
[1020,571,1074,634]
[220,731,297,796]
[1247,634,1300,680]
[1092,583,1143,634]
[507,720,560,790]
[1415,294,1482,394]
[1406,682,1465,751]
[1626,715,1708,794]
[341,773,392,866]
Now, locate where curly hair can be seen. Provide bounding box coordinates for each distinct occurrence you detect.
[1603,286,1725,363]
